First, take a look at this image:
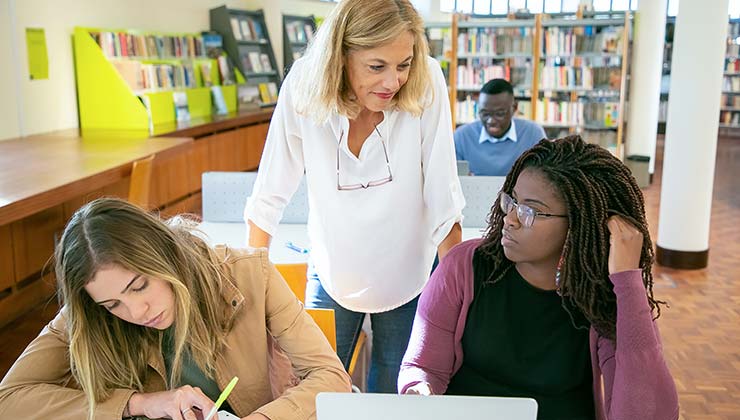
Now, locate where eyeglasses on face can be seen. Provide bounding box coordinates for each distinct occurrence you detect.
[479,108,512,121]
[336,125,393,191]
[499,191,567,228]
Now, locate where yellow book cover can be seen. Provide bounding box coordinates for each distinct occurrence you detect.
[258,83,271,103]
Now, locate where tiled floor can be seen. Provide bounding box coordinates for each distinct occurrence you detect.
[0,136,738,419]
[645,136,740,420]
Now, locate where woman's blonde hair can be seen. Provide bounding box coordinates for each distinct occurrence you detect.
[292,0,431,122]
[55,198,230,419]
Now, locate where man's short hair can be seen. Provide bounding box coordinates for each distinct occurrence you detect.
[480,79,514,95]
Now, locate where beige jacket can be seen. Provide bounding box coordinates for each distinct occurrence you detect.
[0,247,351,419]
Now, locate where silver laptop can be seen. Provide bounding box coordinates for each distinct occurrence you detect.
[316,393,538,420]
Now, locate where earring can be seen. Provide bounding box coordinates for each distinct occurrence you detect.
[555,253,565,296]
[555,230,570,296]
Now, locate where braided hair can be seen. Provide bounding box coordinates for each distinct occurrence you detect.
[477,135,665,340]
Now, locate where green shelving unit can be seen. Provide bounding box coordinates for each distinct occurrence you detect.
[73,26,244,133]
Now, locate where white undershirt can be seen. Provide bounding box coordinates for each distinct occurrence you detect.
[244,56,465,312]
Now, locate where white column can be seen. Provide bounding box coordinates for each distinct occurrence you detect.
[625,0,667,175]
[657,0,729,269]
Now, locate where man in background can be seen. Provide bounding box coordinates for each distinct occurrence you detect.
[454,78,546,176]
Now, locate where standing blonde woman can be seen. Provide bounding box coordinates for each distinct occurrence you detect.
[0,198,350,420]
[245,0,464,392]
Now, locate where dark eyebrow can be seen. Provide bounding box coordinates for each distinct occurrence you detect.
[95,274,140,305]
[521,198,552,210]
[512,190,552,210]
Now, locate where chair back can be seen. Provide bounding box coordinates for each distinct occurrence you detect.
[276,263,309,303]
[128,155,155,208]
[306,308,337,351]
[459,175,505,228]
[201,172,308,223]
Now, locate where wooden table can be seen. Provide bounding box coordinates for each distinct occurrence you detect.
[0,108,274,327]
[0,129,192,225]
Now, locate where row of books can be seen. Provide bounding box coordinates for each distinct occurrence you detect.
[719,110,740,126]
[457,27,534,56]
[539,65,619,90]
[237,82,279,108]
[536,100,620,128]
[457,100,618,132]
[723,75,740,92]
[90,32,205,59]
[537,100,584,126]
[725,59,740,73]
[583,101,620,128]
[113,61,198,92]
[541,27,622,56]
[240,51,273,74]
[456,64,529,89]
[230,16,265,42]
[454,95,531,124]
[112,56,236,93]
[721,93,740,108]
[543,54,622,68]
[286,21,315,43]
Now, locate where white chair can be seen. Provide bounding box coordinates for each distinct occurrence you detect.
[201,172,308,223]
[458,175,506,228]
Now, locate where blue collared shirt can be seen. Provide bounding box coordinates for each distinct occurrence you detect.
[478,119,518,144]
[454,118,547,176]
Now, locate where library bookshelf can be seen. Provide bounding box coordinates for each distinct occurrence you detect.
[427,11,632,158]
[73,27,246,133]
[282,14,317,76]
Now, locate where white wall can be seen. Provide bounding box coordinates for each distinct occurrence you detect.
[0,0,21,140]
[0,0,251,140]
[0,0,449,141]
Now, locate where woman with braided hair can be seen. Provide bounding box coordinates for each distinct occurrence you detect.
[398,135,678,420]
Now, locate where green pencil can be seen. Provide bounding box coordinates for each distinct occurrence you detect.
[204,376,239,420]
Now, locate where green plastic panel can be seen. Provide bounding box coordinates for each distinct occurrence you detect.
[221,85,237,113]
[74,27,149,130]
[144,91,175,125]
[187,87,212,119]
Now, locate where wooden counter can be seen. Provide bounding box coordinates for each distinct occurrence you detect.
[0,108,273,328]
[0,131,191,226]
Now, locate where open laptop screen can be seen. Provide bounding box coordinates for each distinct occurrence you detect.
[316,392,538,420]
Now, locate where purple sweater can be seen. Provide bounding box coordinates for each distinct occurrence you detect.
[399,239,679,420]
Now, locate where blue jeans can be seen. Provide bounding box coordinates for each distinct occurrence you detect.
[305,274,419,393]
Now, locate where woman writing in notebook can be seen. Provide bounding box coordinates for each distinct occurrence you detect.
[244,0,464,393]
[0,198,350,420]
[399,136,679,419]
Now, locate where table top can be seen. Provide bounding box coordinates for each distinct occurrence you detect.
[0,129,192,225]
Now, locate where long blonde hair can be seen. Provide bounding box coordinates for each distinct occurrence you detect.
[54,198,229,419]
[292,0,431,123]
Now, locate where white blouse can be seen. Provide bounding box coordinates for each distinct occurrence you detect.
[244,56,465,313]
